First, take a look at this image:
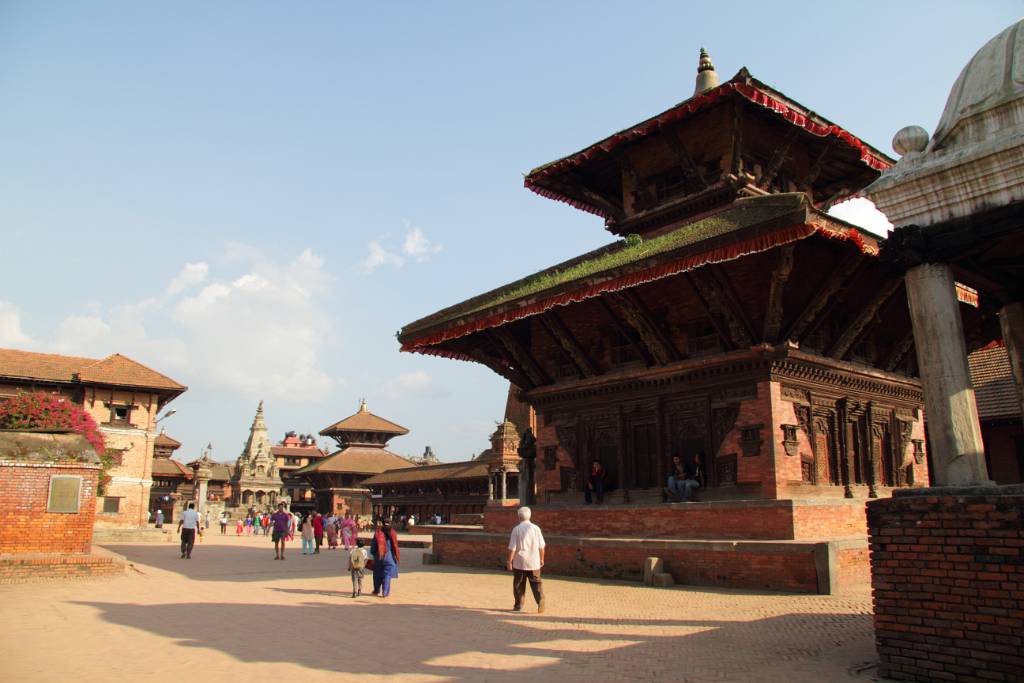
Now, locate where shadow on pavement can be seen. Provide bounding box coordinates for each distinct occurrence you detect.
[101,541,427,583]
[71,598,873,682]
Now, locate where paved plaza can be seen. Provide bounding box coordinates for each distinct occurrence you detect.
[2,533,888,682]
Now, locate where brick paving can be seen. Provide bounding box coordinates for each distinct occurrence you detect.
[0,533,892,682]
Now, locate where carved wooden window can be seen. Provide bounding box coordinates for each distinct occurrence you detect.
[716,453,738,486]
[108,403,132,426]
[543,446,557,471]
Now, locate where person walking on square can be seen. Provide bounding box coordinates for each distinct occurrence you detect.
[584,460,606,504]
[371,518,400,598]
[507,506,546,613]
[348,539,368,597]
[219,512,228,534]
[155,508,164,528]
[300,513,315,555]
[235,517,243,535]
[340,511,358,550]
[270,502,291,560]
[312,511,325,553]
[177,502,200,559]
[326,514,339,549]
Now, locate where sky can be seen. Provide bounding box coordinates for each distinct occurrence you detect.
[1,2,1020,463]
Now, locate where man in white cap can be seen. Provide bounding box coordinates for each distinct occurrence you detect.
[506,506,546,613]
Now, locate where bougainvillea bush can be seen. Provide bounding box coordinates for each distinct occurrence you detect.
[0,391,111,491]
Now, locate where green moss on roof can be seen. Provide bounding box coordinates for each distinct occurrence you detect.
[401,193,810,338]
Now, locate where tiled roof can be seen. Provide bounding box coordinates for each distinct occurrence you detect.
[969,344,1020,421]
[293,446,415,476]
[76,353,186,391]
[152,458,191,477]
[154,432,182,448]
[398,194,878,350]
[0,348,186,394]
[271,445,327,458]
[320,406,409,436]
[362,460,489,486]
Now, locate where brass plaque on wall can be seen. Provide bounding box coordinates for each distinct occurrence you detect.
[47,475,82,513]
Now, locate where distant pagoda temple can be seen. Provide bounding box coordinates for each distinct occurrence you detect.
[393,51,1002,593]
[294,400,415,516]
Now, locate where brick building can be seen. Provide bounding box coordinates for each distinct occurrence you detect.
[969,343,1023,484]
[0,348,186,528]
[271,430,327,514]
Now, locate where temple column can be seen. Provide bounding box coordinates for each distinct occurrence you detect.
[999,301,1024,429]
[487,475,494,501]
[905,263,988,485]
[499,470,507,501]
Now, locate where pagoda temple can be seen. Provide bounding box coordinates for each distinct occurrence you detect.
[294,400,415,515]
[231,401,282,510]
[393,51,1002,593]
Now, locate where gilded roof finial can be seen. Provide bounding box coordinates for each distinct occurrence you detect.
[359,398,368,413]
[694,47,720,96]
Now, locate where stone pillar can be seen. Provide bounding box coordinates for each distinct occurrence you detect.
[518,429,537,506]
[499,470,507,501]
[487,474,494,501]
[999,301,1024,428]
[905,263,988,485]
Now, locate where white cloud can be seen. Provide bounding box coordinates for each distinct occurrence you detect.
[402,223,442,261]
[382,370,435,399]
[44,246,334,403]
[0,301,33,346]
[166,262,209,295]
[828,197,893,237]
[363,222,442,272]
[362,239,406,272]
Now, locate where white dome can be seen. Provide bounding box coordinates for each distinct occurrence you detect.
[931,19,1024,150]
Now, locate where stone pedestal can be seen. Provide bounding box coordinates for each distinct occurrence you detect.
[905,263,988,485]
[867,486,1024,682]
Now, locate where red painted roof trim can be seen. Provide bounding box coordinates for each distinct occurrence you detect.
[524,80,892,218]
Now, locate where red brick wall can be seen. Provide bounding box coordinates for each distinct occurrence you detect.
[482,500,866,541]
[867,490,1024,682]
[0,461,100,555]
[0,553,124,583]
[434,531,833,593]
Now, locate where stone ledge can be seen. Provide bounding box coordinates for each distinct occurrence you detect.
[890,483,1024,498]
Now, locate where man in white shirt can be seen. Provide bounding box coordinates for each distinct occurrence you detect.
[177,502,200,559]
[506,506,546,613]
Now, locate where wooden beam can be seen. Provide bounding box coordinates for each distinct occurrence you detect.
[684,273,738,351]
[490,327,551,387]
[538,311,599,378]
[762,244,796,343]
[555,176,626,221]
[884,331,915,372]
[662,128,706,187]
[799,141,833,199]
[604,291,680,365]
[757,127,800,190]
[730,98,744,175]
[828,279,903,360]
[468,346,534,390]
[686,271,754,349]
[597,297,655,366]
[710,265,757,345]
[617,153,652,209]
[784,252,864,342]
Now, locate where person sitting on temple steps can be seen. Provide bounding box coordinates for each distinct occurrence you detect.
[584,460,606,504]
[667,454,701,502]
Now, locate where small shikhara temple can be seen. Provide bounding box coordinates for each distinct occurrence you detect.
[396,52,1000,593]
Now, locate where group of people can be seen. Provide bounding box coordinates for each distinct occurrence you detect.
[174,499,546,613]
[583,454,704,504]
[296,511,360,554]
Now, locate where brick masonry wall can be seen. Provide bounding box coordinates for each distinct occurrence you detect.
[434,531,844,593]
[0,553,125,584]
[867,488,1024,683]
[482,500,869,542]
[0,461,100,555]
